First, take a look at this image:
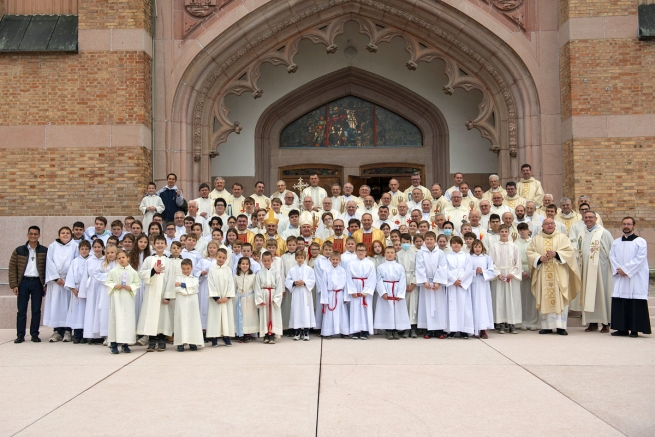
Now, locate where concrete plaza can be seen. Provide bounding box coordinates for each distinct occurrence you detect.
[2,316,655,437]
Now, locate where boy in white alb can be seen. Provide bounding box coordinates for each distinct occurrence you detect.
[320,252,350,338]
[65,240,91,343]
[106,250,139,354]
[167,259,203,351]
[139,182,165,231]
[206,249,236,347]
[346,243,376,339]
[375,246,410,339]
[255,252,284,344]
[285,250,316,340]
[416,231,448,339]
[397,233,417,338]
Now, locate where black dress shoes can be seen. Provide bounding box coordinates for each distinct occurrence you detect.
[31,336,41,342]
[14,336,25,344]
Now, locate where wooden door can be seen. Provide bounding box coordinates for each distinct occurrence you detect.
[347,176,368,194]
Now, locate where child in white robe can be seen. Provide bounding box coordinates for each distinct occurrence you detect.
[81,240,105,343]
[397,233,418,338]
[312,242,333,332]
[167,241,184,343]
[346,243,377,339]
[489,225,523,334]
[95,245,117,344]
[340,237,358,269]
[44,226,78,342]
[320,252,350,338]
[206,249,236,347]
[169,259,203,351]
[516,223,538,330]
[375,246,410,339]
[139,182,165,231]
[129,233,151,343]
[255,251,284,343]
[234,257,258,342]
[197,241,220,330]
[280,236,299,334]
[285,251,316,340]
[106,250,139,354]
[469,240,495,339]
[416,231,448,339]
[444,237,474,338]
[65,240,91,343]
[137,235,175,351]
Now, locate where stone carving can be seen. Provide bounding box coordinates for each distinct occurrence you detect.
[191,0,518,160]
[473,0,530,34]
[185,0,217,17]
[183,0,225,37]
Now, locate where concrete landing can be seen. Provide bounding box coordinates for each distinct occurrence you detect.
[1,327,654,437]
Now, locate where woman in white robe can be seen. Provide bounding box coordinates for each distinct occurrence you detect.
[64,244,90,343]
[469,241,495,338]
[415,237,448,338]
[320,256,350,337]
[489,226,523,334]
[285,255,316,339]
[105,252,139,353]
[444,238,474,338]
[81,240,105,342]
[44,227,78,342]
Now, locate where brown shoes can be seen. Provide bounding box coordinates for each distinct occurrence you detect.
[600,325,610,333]
[585,323,599,332]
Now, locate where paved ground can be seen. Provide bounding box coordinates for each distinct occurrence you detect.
[2,311,655,437]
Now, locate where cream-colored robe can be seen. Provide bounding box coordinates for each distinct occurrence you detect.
[527,231,581,317]
[206,264,235,338]
[577,227,614,325]
[172,275,203,346]
[555,211,582,236]
[517,178,544,207]
[138,255,175,336]
[106,265,139,344]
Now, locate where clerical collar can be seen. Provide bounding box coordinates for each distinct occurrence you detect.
[622,233,638,241]
[586,225,597,232]
[561,211,575,218]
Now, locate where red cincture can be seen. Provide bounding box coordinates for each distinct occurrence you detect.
[352,277,368,307]
[383,280,400,303]
[322,289,343,314]
[263,287,274,333]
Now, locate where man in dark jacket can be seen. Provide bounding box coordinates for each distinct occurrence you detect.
[157,173,186,223]
[9,226,48,343]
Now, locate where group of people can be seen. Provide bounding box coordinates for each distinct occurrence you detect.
[8,164,650,353]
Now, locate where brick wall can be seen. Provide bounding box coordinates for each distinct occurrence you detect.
[566,0,637,20]
[79,0,153,35]
[563,138,654,227]
[0,51,151,126]
[0,147,151,216]
[566,39,655,117]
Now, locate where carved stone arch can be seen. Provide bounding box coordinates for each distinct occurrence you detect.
[171,0,541,191]
[254,67,450,190]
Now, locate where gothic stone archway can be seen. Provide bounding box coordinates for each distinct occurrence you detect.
[254,67,450,190]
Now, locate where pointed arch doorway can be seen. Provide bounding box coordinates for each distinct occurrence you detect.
[255,67,450,192]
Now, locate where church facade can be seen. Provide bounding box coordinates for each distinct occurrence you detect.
[0,0,654,235]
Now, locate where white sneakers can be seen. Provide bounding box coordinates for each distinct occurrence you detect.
[48,332,62,342]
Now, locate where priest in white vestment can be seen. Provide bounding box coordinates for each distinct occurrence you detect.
[609,217,651,337]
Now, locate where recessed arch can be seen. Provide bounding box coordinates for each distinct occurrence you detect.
[169,0,541,190]
[254,67,450,189]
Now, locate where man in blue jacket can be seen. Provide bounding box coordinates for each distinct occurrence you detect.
[157,173,186,223]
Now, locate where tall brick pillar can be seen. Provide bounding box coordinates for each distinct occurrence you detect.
[0,0,153,217]
[559,0,655,232]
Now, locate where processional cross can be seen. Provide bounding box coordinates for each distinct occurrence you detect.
[293,177,309,195]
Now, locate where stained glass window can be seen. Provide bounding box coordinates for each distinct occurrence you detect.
[280,96,422,148]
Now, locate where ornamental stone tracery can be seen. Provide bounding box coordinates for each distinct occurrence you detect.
[189,0,521,168]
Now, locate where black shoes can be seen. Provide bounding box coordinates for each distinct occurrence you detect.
[611,330,629,336]
[110,343,119,354]
[31,336,41,342]
[556,329,568,336]
[72,337,81,344]
[539,329,553,334]
[147,341,156,352]
[460,332,469,339]
[177,345,185,352]
[121,344,131,353]
[14,336,25,344]
[189,344,198,351]
[629,331,639,338]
